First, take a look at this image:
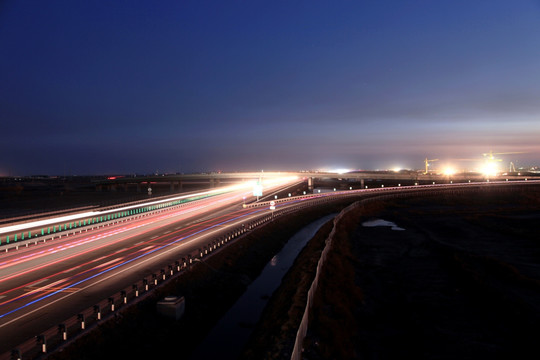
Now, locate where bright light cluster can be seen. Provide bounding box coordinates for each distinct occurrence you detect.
[0,176,300,236]
[238,175,299,189]
[328,168,352,174]
[481,162,500,177]
[443,167,456,176]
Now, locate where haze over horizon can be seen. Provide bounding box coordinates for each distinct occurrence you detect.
[2,1,540,176]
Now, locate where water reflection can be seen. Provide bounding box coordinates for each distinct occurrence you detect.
[362,219,405,231]
[190,214,336,360]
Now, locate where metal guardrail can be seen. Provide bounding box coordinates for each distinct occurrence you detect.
[246,179,540,209]
[0,191,225,252]
[0,200,303,360]
[289,180,540,360]
[2,180,539,359]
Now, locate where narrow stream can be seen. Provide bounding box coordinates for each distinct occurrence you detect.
[190,214,336,360]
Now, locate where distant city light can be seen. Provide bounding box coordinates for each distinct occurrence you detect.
[481,162,500,177]
[443,167,456,176]
[330,168,352,174]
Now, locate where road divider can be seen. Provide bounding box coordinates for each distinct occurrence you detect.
[4,180,539,360]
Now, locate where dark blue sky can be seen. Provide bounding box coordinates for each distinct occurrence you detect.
[1,1,539,175]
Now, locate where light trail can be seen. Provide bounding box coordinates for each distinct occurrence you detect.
[0,180,299,317]
[0,205,268,321]
[0,175,300,354]
[0,176,298,236]
[0,188,256,271]
[0,189,223,236]
[0,205,259,303]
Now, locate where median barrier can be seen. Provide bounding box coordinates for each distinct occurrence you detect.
[94,305,101,320]
[143,278,149,291]
[109,297,115,312]
[12,182,536,360]
[0,190,224,252]
[36,335,46,354]
[77,314,85,330]
[3,198,329,358]
[58,324,67,341]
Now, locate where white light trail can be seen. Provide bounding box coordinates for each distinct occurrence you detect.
[0,176,298,236]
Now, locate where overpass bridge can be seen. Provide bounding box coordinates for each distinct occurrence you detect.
[94,171,539,192]
[1,177,540,359]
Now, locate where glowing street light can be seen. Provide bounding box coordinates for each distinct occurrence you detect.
[481,162,499,177]
[443,167,456,176]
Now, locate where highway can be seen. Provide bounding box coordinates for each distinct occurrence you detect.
[0,177,301,355]
[1,177,538,357]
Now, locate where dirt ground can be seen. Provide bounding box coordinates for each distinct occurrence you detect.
[302,187,540,359]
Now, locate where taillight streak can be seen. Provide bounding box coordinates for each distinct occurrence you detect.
[0,205,267,320]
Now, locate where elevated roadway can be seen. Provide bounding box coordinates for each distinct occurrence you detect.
[93,170,540,191]
[1,177,539,358]
[0,177,300,356]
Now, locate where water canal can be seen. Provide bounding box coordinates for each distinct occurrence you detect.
[190,214,336,359]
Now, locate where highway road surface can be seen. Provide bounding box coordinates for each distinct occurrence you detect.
[0,177,301,354]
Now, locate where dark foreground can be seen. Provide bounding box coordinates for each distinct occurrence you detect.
[302,188,540,359]
[45,201,348,360]
[30,186,540,359]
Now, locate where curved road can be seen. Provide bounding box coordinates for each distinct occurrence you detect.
[1,179,538,356]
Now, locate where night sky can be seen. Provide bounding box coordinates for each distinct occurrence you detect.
[1,1,540,176]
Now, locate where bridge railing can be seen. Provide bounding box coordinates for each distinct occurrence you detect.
[0,190,227,251]
[0,198,299,360]
[2,180,539,359]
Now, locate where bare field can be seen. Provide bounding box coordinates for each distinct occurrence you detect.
[302,189,540,359]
